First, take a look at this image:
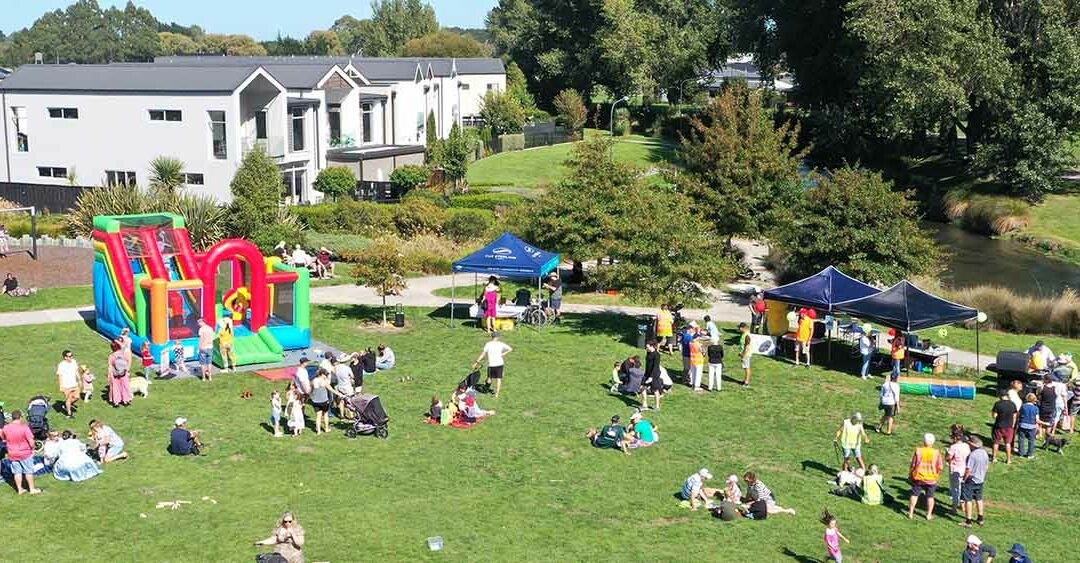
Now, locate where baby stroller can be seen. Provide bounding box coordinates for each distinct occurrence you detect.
[27,395,50,448]
[344,394,389,438]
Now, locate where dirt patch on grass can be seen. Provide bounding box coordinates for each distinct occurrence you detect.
[820,382,858,396]
[646,516,691,527]
[295,446,317,454]
[985,499,1065,519]
[228,453,245,462]
[2,246,93,288]
[355,322,410,333]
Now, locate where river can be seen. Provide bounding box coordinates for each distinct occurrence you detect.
[926,222,1080,296]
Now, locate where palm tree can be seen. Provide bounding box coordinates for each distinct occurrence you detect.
[149,156,186,194]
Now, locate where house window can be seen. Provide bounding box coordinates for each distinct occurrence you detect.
[361,103,373,143]
[12,106,28,152]
[290,108,305,152]
[255,110,267,140]
[459,83,470,90]
[37,166,67,178]
[328,104,341,144]
[47,107,79,119]
[209,111,227,159]
[184,173,205,185]
[486,84,495,92]
[150,110,182,121]
[105,170,137,187]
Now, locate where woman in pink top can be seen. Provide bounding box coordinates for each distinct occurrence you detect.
[107,342,134,406]
[946,429,971,512]
[482,276,500,333]
[1,410,41,494]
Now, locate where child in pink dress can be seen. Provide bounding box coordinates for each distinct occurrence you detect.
[822,509,850,562]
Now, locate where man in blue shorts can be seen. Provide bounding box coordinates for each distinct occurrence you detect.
[197,318,215,381]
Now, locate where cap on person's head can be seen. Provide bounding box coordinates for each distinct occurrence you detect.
[174,417,187,426]
[610,414,620,423]
[852,412,863,421]
[1008,544,1028,557]
[337,354,351,363]
[699,468,713,479]
[630,411,642,421]
[726,474,738,484]
[924,432,936,446]
[738,322,748,330]
[967,535,982,546]
[968,436,983,448]
[688,321,699,328]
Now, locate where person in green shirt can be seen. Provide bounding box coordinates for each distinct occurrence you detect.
[739,322,753,387]
[587,415,630,455]
[630,411,658,445]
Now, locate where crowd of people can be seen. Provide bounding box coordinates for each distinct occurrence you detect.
[273,242,336,280]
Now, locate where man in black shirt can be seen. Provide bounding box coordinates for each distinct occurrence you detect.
[991,394,1018,464]
[542,272,563,323]
[168,417,202,456]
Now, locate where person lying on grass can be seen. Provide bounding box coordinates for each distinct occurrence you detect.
[586,415,630,455]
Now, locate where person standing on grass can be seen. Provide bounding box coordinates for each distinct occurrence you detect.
[1,410,41,495]
[688,333,705,392]
[878,373,901,435]
[835,413,869,472]
[947,430,972,514]
[482,276,500,333]
[196,318,215,381]
[962,535,996,563]
[56,349,80,419]
[681,323,698,384]
[794,311,813,368]
[543,271,563,323]
[890,331,906,377]
[961,436,990,528]
[293,357,312,397]
[859,328,874,380]
[217,317,237,373]
[991,393,1018,464]
[118,327,133,367]
[1017,393,1039,459]
[907,433,943,520]
[749,291,767,334]
[707,335,724,392]
[739,323,753,387]
[704,315,720,340]
[643,341,663,410]
[475,332,512,399]
[655,304,674,354]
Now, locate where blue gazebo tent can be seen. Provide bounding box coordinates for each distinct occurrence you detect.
[834,280,978,332]
[763,266,881,312]
[449,232,561,325]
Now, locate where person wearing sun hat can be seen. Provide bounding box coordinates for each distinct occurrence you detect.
[962,535,996,563]
[1007,543,1030,563]
[681,468,715,511]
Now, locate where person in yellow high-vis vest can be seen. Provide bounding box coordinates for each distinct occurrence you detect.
[655,304,674,354]
[907,433,943,520]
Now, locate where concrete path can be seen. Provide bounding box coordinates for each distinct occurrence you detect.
[0,306,94,328]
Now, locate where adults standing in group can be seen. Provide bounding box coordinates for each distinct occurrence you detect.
[859,327,875,380]
[655,304,675,355]
[643,341,663,411]
[835,412,870,472]
[907,432,943,520]
[482,276,500,333]
[543,271,563,324]
[1,410,41,495]
[739,323,753,387]
[293,357,312,397]
[1017,393,1040,459]
[991,393,1018,464]
[681,323,698,384]
[962,536,996,563]
[947,430,972,514]
[197,318,215,382]
[56,350,80,419]
[1038,374,1058,438]
[688,332,705,392]
[474,332,513,399]
[749,291,767,334]
[254,512,306,563]
[309,370,342,435]
[332,355,355,419]
[107,350,133,408]
[878,373,901,435]
[961,436,990,528]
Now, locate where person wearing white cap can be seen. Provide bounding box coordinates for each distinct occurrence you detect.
[168,417,201,456]
[835,412,870,472]
[908,433,943,520]
[681,468,717,511]
[723,474,743,503]
[962,535,996,563]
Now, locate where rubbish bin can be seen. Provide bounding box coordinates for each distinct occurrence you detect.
[393,304,405,328]
[636,320,650,349]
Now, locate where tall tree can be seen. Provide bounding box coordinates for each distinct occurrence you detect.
[359,0,439,56]
[197,34,267,56]
[108,1,160,61]
[331,15,370,54]
[261,34,307,56]
[402,30,493,57]
[159,31,198,55]
[305,30,346,55]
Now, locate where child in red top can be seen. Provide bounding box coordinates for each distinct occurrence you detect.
[141,342,154,376]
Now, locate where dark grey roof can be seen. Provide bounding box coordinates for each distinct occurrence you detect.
[287,97,321,107]
[327,144,426,162]
[153,55,504,80]
[0,64,264,92]
[262,64,341,89]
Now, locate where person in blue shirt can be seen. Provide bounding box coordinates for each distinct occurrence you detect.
[1008,543,1031,563]
[1017,393,1040,458]
[168,417,202,456]
[681,324,698,384]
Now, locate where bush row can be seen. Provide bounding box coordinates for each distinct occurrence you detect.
[338,234,484,275]
[295,200,503,243]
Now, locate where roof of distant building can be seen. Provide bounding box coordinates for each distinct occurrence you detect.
[0,63,265,92]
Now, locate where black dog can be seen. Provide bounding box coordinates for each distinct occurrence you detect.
[1044,434,1070,454]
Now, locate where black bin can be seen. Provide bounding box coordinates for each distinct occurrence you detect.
[393,304,405,328]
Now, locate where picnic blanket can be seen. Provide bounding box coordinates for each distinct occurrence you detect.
[253,367,296,381]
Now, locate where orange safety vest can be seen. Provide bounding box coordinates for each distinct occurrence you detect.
[911,447,941,482]
[689,340,704,366]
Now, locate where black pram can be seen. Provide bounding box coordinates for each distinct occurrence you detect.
[27,395,50,441]
[343,394,389,438]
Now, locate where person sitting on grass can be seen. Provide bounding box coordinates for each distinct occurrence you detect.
[628,411,658,447]
[89,419,128,463]
[586,415,630,455]
[680,468,716,511]
[53,429,102,482]
[315,247,335,279]
[862,464,884,505]
[168,417,202,456]
[428,395,442,423]
[375,344,396,370]
[461,395,495,422]
[254,511,305,563]
[2,273,37,297]
[742,472,797,515]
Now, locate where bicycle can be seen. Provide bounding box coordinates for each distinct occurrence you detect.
[519,299,555,327]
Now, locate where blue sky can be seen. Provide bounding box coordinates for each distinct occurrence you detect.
[6,0,499,40]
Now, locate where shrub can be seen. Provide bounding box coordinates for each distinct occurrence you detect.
[229,148,292,252]
[313,166,357,201]
[293,204,338,231]
[553,89,588,132]
[959,195,1031,235]
[4,214,68,238]
[449,192,528,211]
[497,133,525,152]
[306,232,373,259]
[402,189,448,208]
[390,165,430,195]
[479,90,526,135]
[947,286,1080,337]
[613,107,631,136]
[171,192,227,249]
[334,200,394,236]
[443,208,495,242]
[66,184,226,249]
[393,199,448,236]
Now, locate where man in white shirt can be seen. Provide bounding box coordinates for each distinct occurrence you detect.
[290,245,312,269]
[56,349,80,419]
[474,332,513,399]
[293,357,312,396]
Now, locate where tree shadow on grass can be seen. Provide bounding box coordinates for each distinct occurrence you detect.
[563,312,647,347]
[320,304,394,325]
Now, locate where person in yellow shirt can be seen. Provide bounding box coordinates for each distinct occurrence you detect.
[217,316,237,373]
[795,313,813,368]
[891,331,907,377]
[834,412,870,471]
[655,304,674,354]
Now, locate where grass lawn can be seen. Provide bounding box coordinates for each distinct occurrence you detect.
[0,285,93,313]
[918,324,1080,358]
[467,133,675,189]
[1026,193,1080,253]
[2,306,1074,561]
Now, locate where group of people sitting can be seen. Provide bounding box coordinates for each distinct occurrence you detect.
[585,411,659,455]
[428,384,496,426]
[680,468,797,519]
[2,272,36,297]
[273,242,336,280]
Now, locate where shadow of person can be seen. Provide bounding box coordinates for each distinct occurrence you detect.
[781,547,822,563]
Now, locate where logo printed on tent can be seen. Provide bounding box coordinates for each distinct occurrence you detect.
[492,247,512,254]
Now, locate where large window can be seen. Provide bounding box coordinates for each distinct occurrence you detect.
[328,104,341,144]
[105,170,137,187]
[12,106,28,152]
[47,107,79,119]
[209,111,227,159]
[149,110,182,122]
[290,108,305,151]
[183,173,205,185]
[255,110,267,140]
[361,103,373,143]
[37,166,67,178]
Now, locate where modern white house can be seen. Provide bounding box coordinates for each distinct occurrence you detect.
[0,56,505,205]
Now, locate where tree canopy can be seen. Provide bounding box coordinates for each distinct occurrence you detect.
[402,30,493,57]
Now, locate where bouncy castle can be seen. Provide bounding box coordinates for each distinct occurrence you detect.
[92,213,311,366]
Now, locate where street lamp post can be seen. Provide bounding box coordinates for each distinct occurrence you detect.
[609,96,629,160]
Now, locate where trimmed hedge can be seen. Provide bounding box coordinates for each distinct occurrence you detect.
[498,133,525,152]
[449,192,528,211]
[443,208,496,242]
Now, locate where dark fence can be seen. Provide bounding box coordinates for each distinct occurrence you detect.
[523,122,580,149]
[0,183,91,212]
[354,180,402,203]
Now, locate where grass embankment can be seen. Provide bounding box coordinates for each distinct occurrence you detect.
[467,131,675,189]
[1024,193,1080,264]
[2,307,1075,560]
[0,285,93,313]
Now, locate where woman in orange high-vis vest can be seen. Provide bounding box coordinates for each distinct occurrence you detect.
[688,337,705,391]
[907,432,943,520]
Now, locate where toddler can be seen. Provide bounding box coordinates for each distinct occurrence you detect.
[822,509,850,563]
[79,365,95,402]
[270,390,283,437]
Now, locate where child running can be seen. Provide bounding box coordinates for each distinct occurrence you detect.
[822,509,850,562]
[79,365,95,402]
[270,390,283,437]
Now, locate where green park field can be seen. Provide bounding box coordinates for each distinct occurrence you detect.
[1,305,1075,561]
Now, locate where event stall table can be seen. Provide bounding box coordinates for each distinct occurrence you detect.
[449,232,560,327]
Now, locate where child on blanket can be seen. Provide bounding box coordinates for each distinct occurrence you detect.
[428,395,442,423]
[462,395,495,422]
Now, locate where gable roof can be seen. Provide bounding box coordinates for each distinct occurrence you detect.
[0,64,264,93]
[260,64,342,89]
[153,55,505,80]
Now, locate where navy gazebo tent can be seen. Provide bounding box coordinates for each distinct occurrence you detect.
[763,266,881,312]
[450,232,561,326]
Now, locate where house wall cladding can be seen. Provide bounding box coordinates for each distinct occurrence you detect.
[0,182,91,212]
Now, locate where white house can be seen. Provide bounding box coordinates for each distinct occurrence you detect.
[0,55,506,204]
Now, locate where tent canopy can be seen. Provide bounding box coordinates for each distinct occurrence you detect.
[835,280,978,332]
[763,266,881,312]
[452,232,560,278]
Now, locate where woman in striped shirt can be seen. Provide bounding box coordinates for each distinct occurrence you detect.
[742,472,797,515]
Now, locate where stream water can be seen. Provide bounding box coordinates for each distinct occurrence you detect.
[926,222,1080,296]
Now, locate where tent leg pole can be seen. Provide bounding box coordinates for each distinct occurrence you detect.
[451,274,456,328]
[975,320,980,375]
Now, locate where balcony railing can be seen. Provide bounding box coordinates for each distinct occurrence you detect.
[241,135,286,158]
